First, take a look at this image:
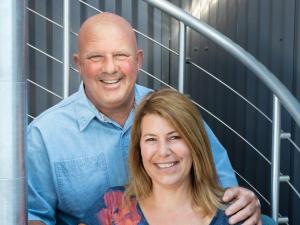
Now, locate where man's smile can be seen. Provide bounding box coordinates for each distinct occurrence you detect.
[100,78,121,85]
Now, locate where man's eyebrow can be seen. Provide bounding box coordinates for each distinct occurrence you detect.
[114,49,129,53]
[85,52,102,57]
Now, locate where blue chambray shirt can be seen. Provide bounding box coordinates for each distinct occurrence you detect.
[27,84,237,225]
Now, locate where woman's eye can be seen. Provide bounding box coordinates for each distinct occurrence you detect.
[169,135,181,141]
[145,138,156,142]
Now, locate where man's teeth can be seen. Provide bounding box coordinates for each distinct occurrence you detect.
[156,162,176,168]
[101,79,119,84]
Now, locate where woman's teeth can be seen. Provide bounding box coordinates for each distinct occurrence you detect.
[156,162,176,168]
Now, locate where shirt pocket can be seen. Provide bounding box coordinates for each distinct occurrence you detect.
[54,153,110,216]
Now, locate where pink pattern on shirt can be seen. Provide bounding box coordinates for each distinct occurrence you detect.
[97,191,141,225]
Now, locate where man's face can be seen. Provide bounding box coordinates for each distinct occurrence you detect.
[74,22,143,113]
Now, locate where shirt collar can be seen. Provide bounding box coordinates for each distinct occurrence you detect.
[75,83,98,131]
[121,84,147,131]
[75,83,142,131]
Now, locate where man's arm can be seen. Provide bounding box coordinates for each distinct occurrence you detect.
[204,122,238,187]
[27,125,57,224]
[204,122,261,224]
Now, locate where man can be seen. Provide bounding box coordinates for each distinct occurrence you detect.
[28,12,261,225]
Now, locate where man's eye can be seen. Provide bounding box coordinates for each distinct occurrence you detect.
[89,56,102,61]
[115,54,129,60]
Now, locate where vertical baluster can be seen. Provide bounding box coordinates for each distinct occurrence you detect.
[271,95,281,224]
[178,21,186,93]
[63,0,70,98]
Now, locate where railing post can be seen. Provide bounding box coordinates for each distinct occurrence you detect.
[271,95,281,224]
[178,21,186,93]
[63,0,70,98]
[0,0,27,224]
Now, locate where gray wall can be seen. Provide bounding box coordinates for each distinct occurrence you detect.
[27,0,300,224]
[184,1,300,223]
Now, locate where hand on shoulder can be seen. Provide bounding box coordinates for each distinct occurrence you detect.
[222,186,262,225]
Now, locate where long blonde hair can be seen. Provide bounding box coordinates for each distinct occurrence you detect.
[126,88,225,216]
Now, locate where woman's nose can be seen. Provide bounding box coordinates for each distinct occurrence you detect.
[157,141,171,157]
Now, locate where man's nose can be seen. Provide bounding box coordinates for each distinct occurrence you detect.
[102,56,117,74]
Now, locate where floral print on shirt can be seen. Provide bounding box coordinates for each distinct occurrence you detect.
[95,189,141,225]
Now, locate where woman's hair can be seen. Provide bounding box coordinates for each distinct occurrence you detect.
[125,88,225,216]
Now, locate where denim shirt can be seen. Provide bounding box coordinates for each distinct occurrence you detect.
[27,84,237,225]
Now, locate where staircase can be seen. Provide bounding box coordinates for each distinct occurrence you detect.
[26,0,300,224]
[2,0,300,224]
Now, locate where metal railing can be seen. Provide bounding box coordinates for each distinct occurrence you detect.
[63,0,70,98]
[24,0,300,224]
[26,2,300,153]
[141,1,299,223]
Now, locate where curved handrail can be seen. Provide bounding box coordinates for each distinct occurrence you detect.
[27,4,300,154]
[142,0,300,127]
[28,35,300,216]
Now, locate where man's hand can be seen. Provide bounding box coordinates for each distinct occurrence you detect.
[223,186,262,225]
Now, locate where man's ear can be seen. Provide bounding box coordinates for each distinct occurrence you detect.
[136,49,144,70]
[73,53,81,73]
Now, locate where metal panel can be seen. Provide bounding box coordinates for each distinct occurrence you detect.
[185,0,299,223]
[290,1,300,224]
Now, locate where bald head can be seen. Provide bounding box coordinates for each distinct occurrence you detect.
[73,12,144,125]
[77,12,138,52]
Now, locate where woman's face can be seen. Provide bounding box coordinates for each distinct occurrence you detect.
[140,114,193,190]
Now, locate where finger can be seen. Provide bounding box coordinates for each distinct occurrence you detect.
[223,187,240,202]
[225,196,248,216]
[228,199,261,225]
[228,204,260,225]
[257,218,262,225]
[240,216,260,225]
[240,213,261,225]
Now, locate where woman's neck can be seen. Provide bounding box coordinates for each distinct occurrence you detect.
[145,182,192,210]
[139,183,214,225]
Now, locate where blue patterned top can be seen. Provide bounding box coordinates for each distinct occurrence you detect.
[80,186,233,225]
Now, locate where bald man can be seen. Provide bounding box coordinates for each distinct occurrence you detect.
[27,13,261,225]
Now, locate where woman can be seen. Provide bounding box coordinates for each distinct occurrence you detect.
[80,89,233,225]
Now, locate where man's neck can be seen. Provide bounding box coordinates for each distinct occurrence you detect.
[99,98,135,127]
[83,84,135,127]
